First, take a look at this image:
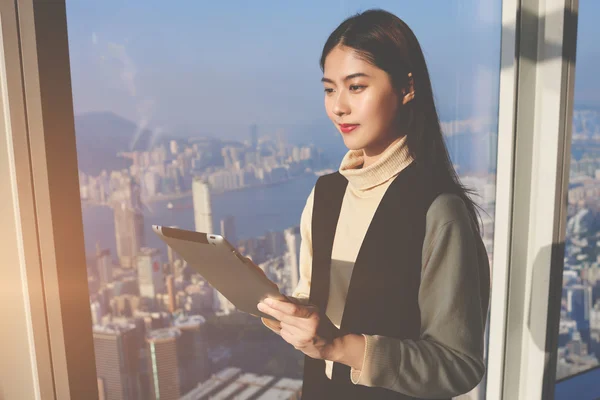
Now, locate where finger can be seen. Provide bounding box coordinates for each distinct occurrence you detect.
[280,327,303,350]
[281,321,311,340]
[257,302,286,323]
[261,317,282,334]
[258,302,316,330]
[264,298,316,319]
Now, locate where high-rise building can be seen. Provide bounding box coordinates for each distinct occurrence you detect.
[90,301,104,325]
[170,140,179,156]
[222,147,233,169]
[96,243,113,286]
[192,178,214,234]
[192,178,234,314]
[137,248,165,301]
[146,328,182,400]
[166,274,176,313]
[143,171,159,197]
[220,215,237,245]
[97,377,107,400]
[174,315,210,394]
[112,178,144,268]
[276,130,286,158]
[284,226,301,292]
[265,230,286,258]
[566,284,593,344]
[99,286,113,316]
[93,323,141,400]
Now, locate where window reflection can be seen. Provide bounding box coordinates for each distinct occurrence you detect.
[555,1,600,386]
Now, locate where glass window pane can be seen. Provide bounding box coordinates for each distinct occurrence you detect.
[66,1,501,399]
[555,1,600,397]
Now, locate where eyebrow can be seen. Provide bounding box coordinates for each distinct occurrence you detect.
[321,72,370,84]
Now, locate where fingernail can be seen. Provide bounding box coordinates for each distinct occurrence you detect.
[264,298,273,306]
[257,302,264,310]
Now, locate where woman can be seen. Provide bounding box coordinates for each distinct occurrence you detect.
[257,8,490,400]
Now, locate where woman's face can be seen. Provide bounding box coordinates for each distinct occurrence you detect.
[322,45,402,153]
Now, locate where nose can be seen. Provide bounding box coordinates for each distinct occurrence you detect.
[332,91,350,117]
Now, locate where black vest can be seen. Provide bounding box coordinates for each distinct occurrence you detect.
[300,162,450,400]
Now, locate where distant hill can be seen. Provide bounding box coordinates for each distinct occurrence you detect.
[74,112,158,176]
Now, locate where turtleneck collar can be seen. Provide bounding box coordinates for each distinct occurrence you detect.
[338,135,414,191]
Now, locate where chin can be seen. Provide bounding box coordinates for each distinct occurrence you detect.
[341,135,367,151]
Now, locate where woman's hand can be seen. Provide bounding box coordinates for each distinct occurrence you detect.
[261,316,282,334]
[257,297,341,361]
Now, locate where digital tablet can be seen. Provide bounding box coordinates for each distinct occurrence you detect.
[152,225,295,321]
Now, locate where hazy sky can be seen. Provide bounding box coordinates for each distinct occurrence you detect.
[65,1,598,141]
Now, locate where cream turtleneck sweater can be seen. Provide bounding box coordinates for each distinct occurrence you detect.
[266,136,491,398]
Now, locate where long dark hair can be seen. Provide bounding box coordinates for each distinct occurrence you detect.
[320,8,484,234]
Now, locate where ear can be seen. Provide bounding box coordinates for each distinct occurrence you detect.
[402,72,415,105]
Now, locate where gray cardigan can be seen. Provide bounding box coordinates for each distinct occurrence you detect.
[264,192,491,398]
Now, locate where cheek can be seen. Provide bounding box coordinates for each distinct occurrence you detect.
[367,93,399,128]
[354,94,388,128]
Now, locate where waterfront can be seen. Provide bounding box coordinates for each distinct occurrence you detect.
[81,174,318,262]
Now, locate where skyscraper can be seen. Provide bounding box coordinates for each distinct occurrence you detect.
[192,178,233,314]
[170,140,179,156]
[90,301,104,325]
[167,244,176,266]
[174,315,210,393]
[220,215,237,245]
[146,328,182,400]
[137,248,165,301]
[567,284,593,344]
[265,230,286,258]
[276,129,287,158]
[166,274,176,313]
[93,323,141,400]
[221,147,233,169]
[112,177,144,268]
[192,178,214,234]
[96,243,113,286]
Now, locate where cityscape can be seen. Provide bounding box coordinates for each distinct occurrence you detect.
[556,109,600,380]
[80,115,499,399]
[83,128,334,400]
[79,107,600,398]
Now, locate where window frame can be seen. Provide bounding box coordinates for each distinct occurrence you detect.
[0,1,57,398]
[0,0,99,399]
[486,0,580,399]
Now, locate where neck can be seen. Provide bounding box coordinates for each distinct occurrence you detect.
[362,135,405,168]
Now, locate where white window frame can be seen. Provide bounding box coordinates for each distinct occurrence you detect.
[486,0,579,399]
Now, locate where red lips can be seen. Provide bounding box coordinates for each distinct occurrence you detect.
[339,124,359,133]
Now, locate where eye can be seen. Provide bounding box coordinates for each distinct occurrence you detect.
[350,85,366,91]
[324,88,334,94]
